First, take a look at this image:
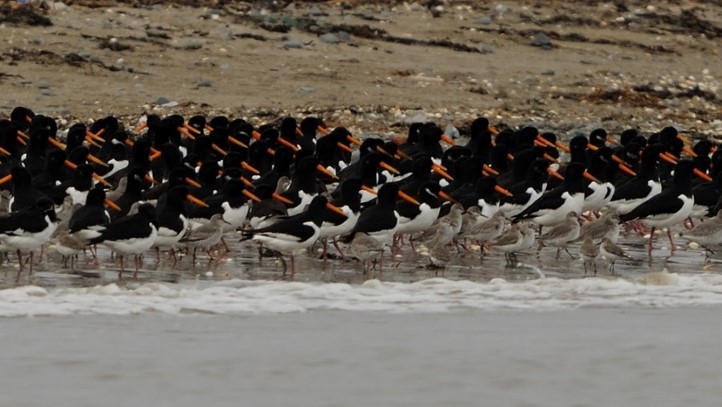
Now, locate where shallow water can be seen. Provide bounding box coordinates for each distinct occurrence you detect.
[0,228,719,316]
[3,309,722,407]
[2,229,721,406]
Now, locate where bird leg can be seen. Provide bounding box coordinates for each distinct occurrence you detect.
[133,255,140,280]
[647,227,656,256]
[667,228,676,253]
[28,251,34,276]
[564,247,576,259]
[118,255,125,280]
[331,237,347,260]
[221,237,230,252]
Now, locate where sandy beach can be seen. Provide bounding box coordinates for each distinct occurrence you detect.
[0,1,720,136]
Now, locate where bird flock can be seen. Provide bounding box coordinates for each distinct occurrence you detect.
[0,106,719,282]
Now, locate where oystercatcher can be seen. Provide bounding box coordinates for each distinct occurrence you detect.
[243,195,346,272]
[0,197,58,281]
[89,203,159,279]
[512,162,590,227]
[619,160,696,254]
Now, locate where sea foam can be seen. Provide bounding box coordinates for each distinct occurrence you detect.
[2,272,722,317]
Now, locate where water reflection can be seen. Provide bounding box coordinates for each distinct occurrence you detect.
[0,230,713,289]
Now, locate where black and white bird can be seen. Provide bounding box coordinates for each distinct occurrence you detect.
[619,160,696,254]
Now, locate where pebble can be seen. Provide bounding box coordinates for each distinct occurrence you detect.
[307,6,326,16]
[197,80,212,88]
[154,96,171,105]
[336,31,351,43]
[474,16,492,26]
[297,86,316,95]
[541,69,555,76]
[179,40,203,50]
[282,39,303,49]
[478,44,494,54]
[36,82,50,89]
[531,32,553,49]
[319,33,341,44]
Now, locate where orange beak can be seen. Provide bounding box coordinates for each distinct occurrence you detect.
[361,185,378,195]
[92,128,106,141]
[277,137,300,152]
[440,134,456,146]
[0,173,12,185]
[63,160,78,170]
[535,135,553,148]
[375,145,393,158]
[677,134,693,146]
[336,141,353,153]
[25,115,32,124]
[507,153,515,161]
[93,173,112,187]
[542,153,559,164]
[618,163,637,177]
[347,135,363,146]
[587,144,599,152]
[124,139,134,147]
[316,164,339,180]
[144,174,157,185]
[211,143,228,156]
[317,126,330,136]
[0,146,10,156]
[659,152,678,165]
[683,146,698,158]
[184,123,201,135]
[610,155,631,167]
[205,124,214,132]
[432,164,454,181]
[134,122,148,134]
[266,147,276,156]
[242,189,262,203]
[439,191,457,203]
[228,136,248,149]
[694,168,713,182]
[295,127,304,137]
[583,171,601,183]
[325,203,347,217]
[272,193,294,205]
[395,149,412,160]
[482,164,499,176]
[16,136,27,146]
[16,129,29,140]
[398,190,420,206]
[240,176,255,189]
[378,161,400,175]
[495,185,513,197]
[184,177,202,188]
[48,136,66,150]
[186,194,209,207]
[84,136,103,149]
[241,161,261,175]
[88,154,109,168]
[488,126,499,136]
[104,198,122,212]
[606,136,618,145]
[252,130,261,140]
[555,141,570,153]
[177,126,195,140]
[547,167,565,181]
[149,150,162,161]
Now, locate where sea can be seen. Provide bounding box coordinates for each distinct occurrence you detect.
[1,238,722,407]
